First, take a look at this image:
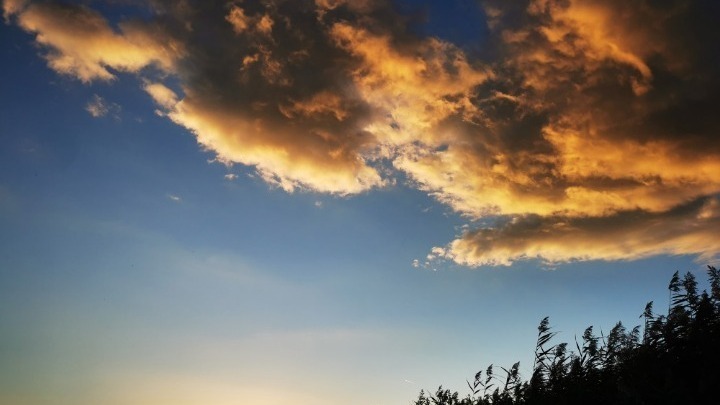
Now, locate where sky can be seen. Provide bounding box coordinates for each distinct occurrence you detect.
[1,0,719,404]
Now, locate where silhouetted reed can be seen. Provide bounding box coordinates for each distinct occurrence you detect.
[414,266,720,405]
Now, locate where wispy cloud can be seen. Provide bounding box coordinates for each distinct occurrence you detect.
[4,1,182,82]
[438,197,720,266]
[7,0,720,266]
[85,94,120,119]
[167,194,181,202]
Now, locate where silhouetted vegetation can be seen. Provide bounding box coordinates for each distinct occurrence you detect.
[414,266,720,405]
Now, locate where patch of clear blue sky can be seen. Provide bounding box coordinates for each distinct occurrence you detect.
[0,4,709,404]
[396,0,490,50]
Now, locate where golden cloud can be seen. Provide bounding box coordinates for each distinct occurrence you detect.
[226,5,273,37]
[330,22,491,147]
[526,0,653,94]
[438,196,720,266]
[6,1,182,82]
[7,0,720,266]
[140,2,491,195]
[144,82,384,194]
[279,91,349,122]
[422,0,720,265]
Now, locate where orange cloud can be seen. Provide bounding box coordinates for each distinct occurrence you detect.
[438,196,720,266]
[2,0,25,21]
[6,1,182,82]
[142,3,492,196]
[527,0,653,94]
[279,91,349,121]
[144,83,383,194]
[226,5,273,37]
[543,121,720,214]
[8,0,720,266]
[418,0,720,265]
[330,22,491,147]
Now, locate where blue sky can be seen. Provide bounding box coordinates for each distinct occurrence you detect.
[2,1,719,404]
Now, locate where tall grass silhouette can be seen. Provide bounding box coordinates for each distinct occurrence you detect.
[414,266,720,405]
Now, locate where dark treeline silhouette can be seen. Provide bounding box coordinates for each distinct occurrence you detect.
[414,266,720,405]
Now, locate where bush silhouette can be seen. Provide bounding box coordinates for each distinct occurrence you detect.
[414,266,720,405]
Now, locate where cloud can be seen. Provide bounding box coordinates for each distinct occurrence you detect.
[85,94,120,118]
[137,1,489,195]
[143,82,178,110]
[439,196,720,267]
[2,0,24,21]
[167,194,181,202]
[85,94,109,117]
[328,21,491,147]
[7,0,720,266]
[397,0,720,219]
[145,80,384,194]
[414,0,720,266]
[4,0,182,82]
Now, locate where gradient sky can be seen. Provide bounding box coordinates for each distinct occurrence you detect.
[1,1,719,404]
